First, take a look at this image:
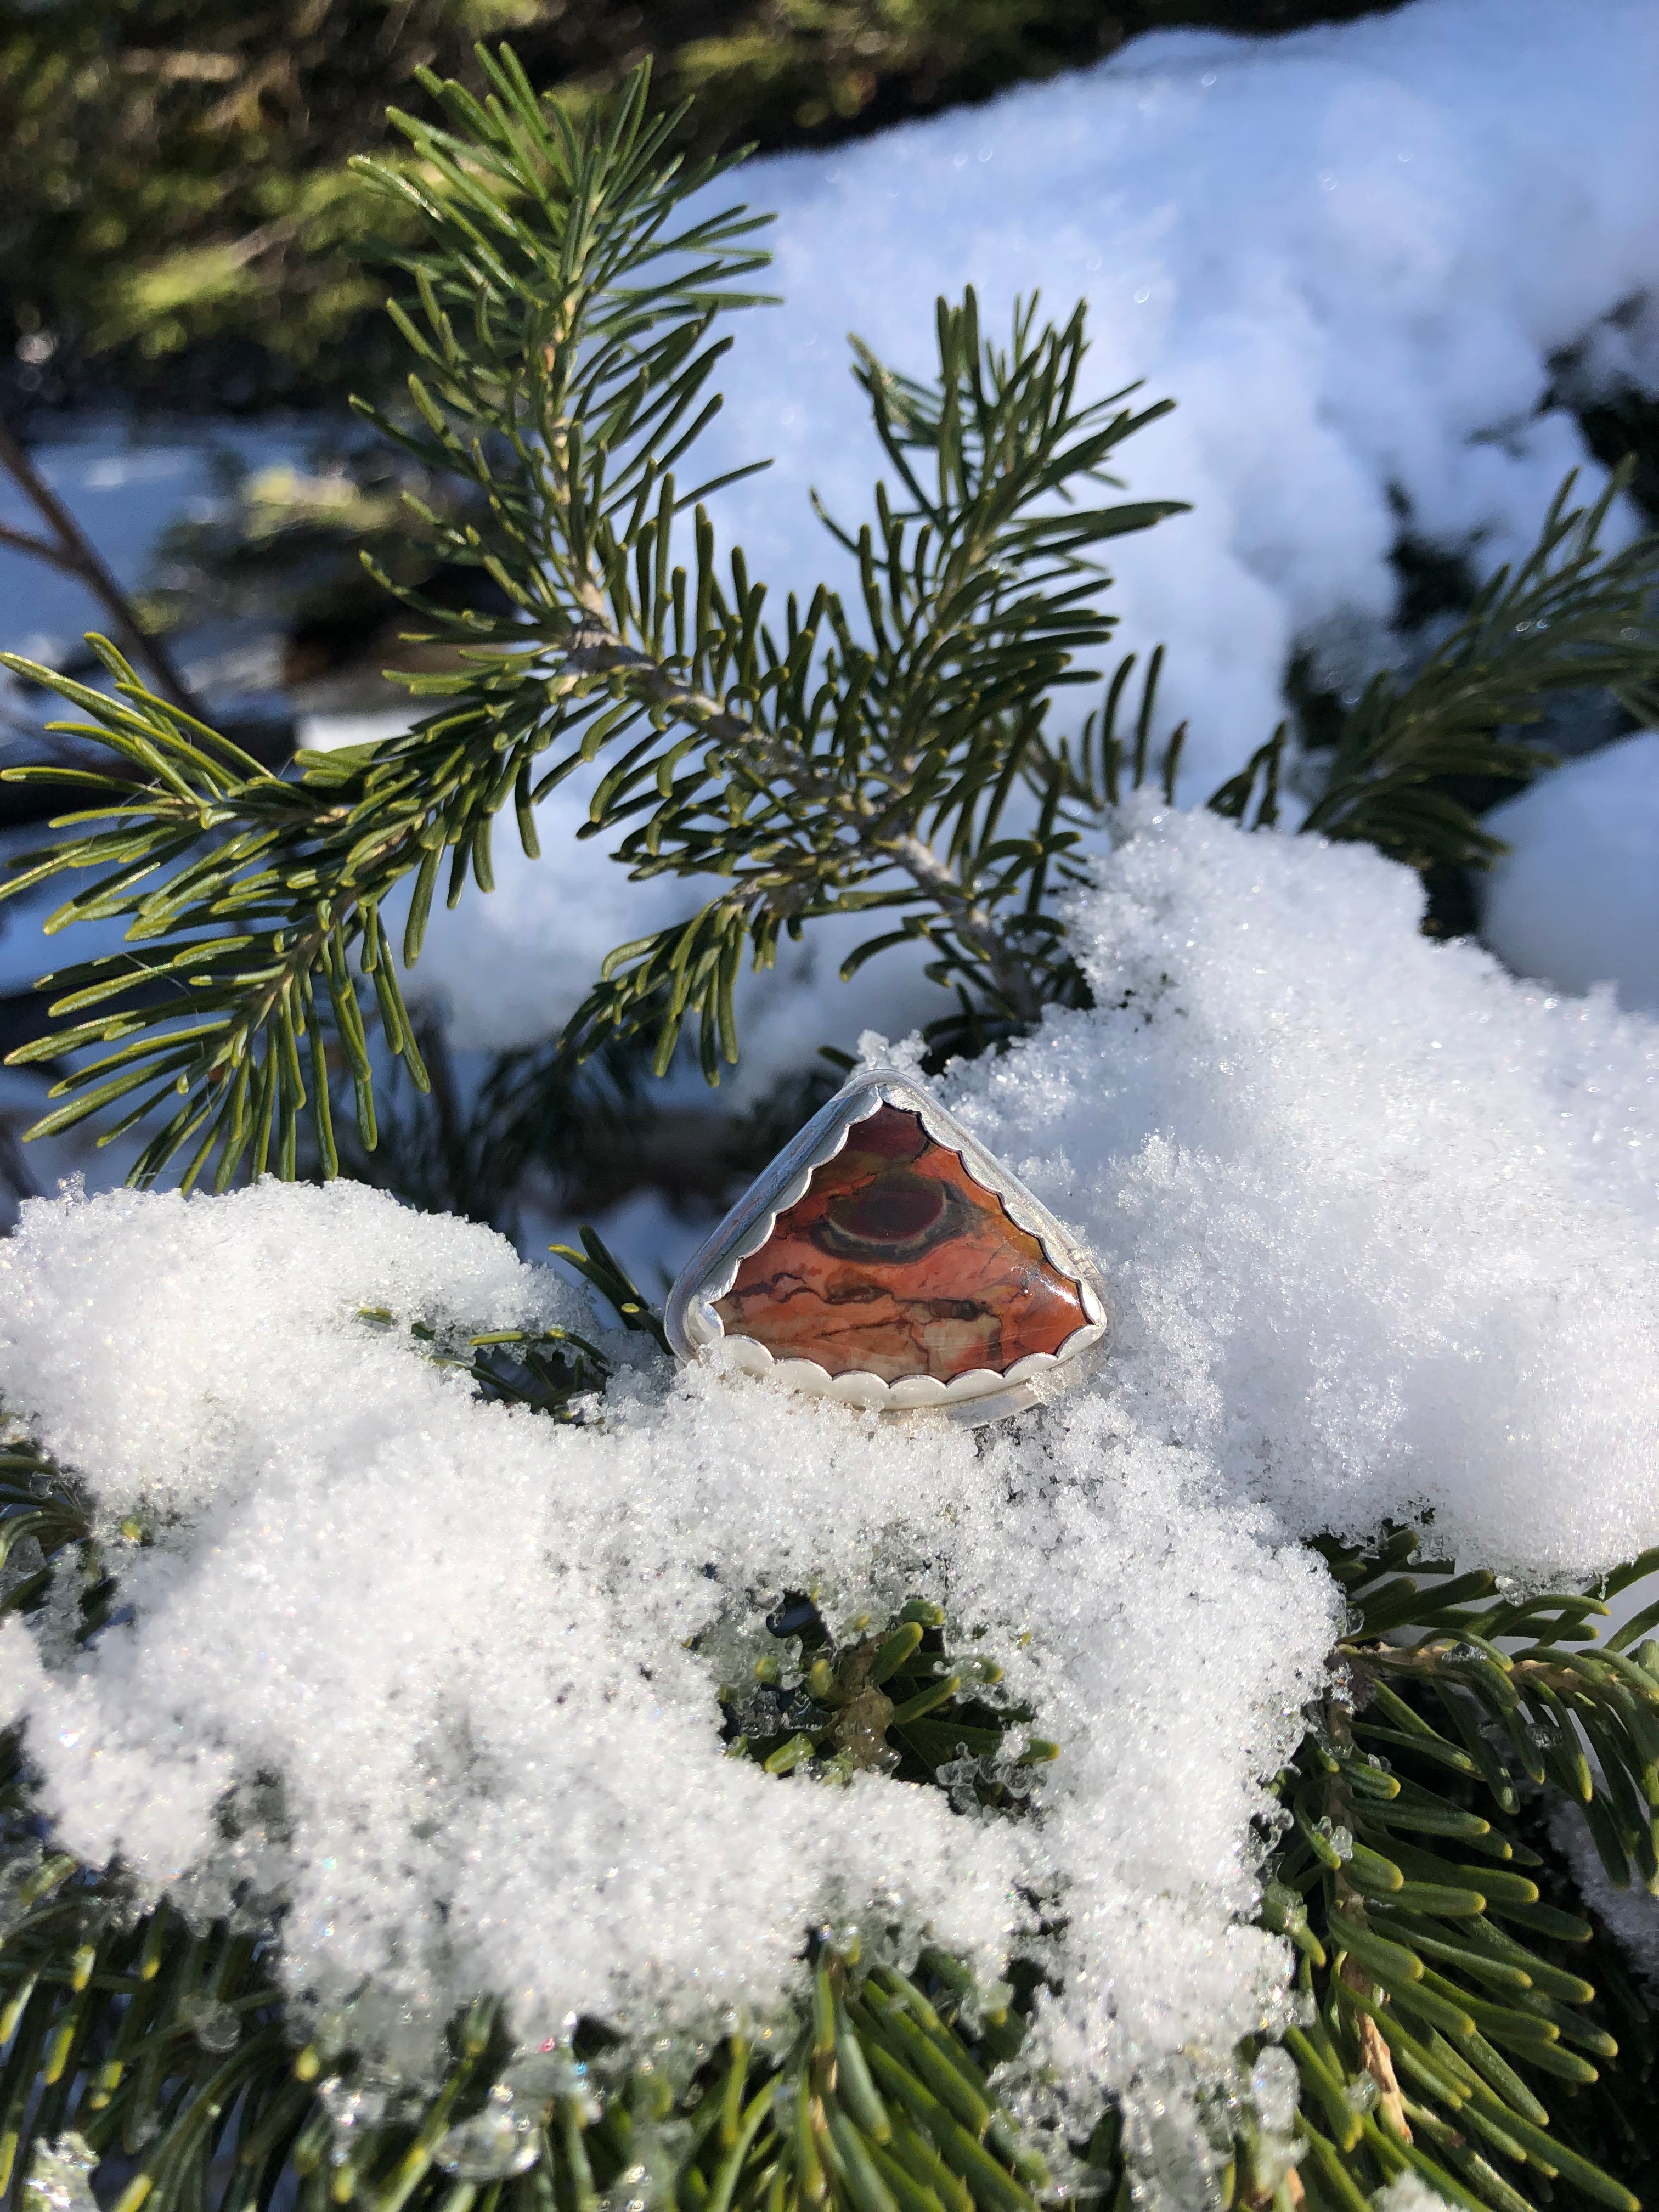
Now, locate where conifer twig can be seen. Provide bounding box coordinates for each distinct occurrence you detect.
[5,1419,1657,2212]
[0,55,1183,1182]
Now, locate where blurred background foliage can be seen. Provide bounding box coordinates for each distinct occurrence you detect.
[2,0,1409,415]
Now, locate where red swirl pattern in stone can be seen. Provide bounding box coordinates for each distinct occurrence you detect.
[714,1105,1087,1382]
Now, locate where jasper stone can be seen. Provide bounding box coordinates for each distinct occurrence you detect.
[714,1105,1087,1382]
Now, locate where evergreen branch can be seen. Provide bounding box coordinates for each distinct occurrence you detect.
[2,59,1183,1174]
[548,1224,673,1351]
[5,1389,1658,2212]
[1269,1525,1659,2212]
[430,279,1182,1076]
[356,1303,618,1420]
[1291,464,1659,868]
[0,56,781,1184]
[0,639,441,1189]
[18,32,1659,1209]
[0,1392,1076,2212]
[710,1588,1055,1801]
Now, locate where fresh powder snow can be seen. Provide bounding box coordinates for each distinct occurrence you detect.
[939,801,1659,1580]
[0,1175,1331,2111]
[5,805,1659,2119]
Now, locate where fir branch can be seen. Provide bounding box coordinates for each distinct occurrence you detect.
[0,1386,1070,2212]
[367,251,1182,1076]
[710,1589,1056,1800]
[0,48,1185,1182]
[0,55,774,1185]
[1272,1525,1659,2212]
[9,37,1659,1207]
[1214,464,1659,871]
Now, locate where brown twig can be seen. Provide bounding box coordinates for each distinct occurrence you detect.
[0,418,208,723]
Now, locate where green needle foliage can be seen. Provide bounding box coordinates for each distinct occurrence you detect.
[5,1282,1658,2212]
[1229,464,1659,875]
[0,1327,1077,2212]
[1269,1527,1659,2212]
[6,52,1659,1192]
[712,1589,1058,1802]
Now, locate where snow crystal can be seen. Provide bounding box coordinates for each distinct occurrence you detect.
[0,1175,1330,2107]
[20,2132,98,2212]
[1372,2179,1455,2212]
[1481,732,1659,1014]
[938,801,1659,1581]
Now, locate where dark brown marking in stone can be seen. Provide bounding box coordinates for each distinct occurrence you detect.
[714,1105,1087,1383]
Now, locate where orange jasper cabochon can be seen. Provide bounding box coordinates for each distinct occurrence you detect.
[713,1104,1088,1383]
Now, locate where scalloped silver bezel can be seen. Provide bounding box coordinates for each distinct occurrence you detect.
[663,1066,1107,1424]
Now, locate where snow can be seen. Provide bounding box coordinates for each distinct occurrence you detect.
[7,803,1659,2123]
[374,0,1659,1066]
[314,0,1659,1062]
[691,0,1659,803]
[1548,1803,1659,1995]
[370,800,943,1092]
[8,0,1659,2147]
[939,801,1659,1581]
[0,419,309,705]
[1480,732,1659,1015]
[0,1173,1331,2113]
[1373,2180,1455,2212]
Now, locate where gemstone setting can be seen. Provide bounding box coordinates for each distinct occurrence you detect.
[664,1068,1107,1422]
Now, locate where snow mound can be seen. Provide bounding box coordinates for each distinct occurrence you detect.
[7,805,1659,2102]
[698,0,1659,801]
[0,1177,1329,2106]
[943,802,1659,1581]
[1481,732,1659,1014]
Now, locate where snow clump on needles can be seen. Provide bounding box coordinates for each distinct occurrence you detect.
[4,809,1659,2106]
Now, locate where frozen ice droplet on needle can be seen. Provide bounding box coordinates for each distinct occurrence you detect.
[179,1993,240,2053]
[437,2087,540,2180]
[22,2134,97,2212]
